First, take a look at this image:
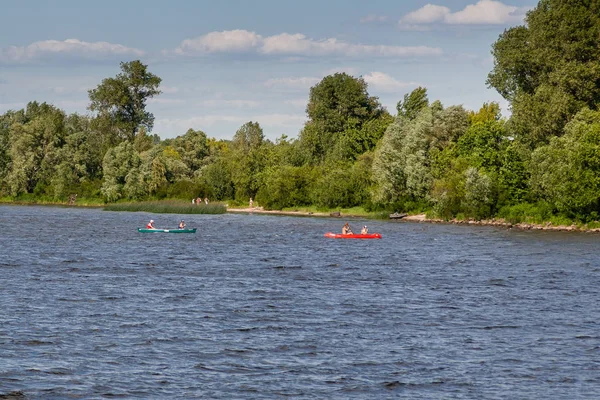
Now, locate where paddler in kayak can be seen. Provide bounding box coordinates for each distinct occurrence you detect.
[342,222,353,235]
[178,220,186,229]
[146,219,156,229]
[361,225,369,234]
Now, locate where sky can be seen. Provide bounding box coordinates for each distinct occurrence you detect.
[0,0,535,141]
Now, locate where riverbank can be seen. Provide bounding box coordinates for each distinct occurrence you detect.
[226,207,600,233]
[392,213,600,233]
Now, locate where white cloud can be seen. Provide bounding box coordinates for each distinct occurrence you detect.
[360,14,389,24]
[446,0,526,24]
[0,102,26,112]
[0,39,144,64]
[323,66,360,76]
[284,99,308,107]
[363,72,420,93]
[160,86,180,94]
[264,76,320,89]
[53,99,89,110]
[173,30,442,58]
[252,113,306,127]
[147,98,186,105]
[399,0,529,29]
[401,4,450,24]
[175,30,262,54]
[197,99,261,108]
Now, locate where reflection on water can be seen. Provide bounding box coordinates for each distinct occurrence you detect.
[0,205,599,399]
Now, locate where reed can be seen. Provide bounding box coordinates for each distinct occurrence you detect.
[104,200,226,214]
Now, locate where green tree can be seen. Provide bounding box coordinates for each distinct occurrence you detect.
[88,60,162,143]
[229,121,268,200]
[256,165,316,210]
[468,102,502,125]
[166,128,209,174]
[372,101,469,205]
[299,73,386,163]
[50,114,101,199]
[487,0,600,144]
[101,141,142,202]
[529,108,600,217]
[5,102,65,196]
[397,86,429,120]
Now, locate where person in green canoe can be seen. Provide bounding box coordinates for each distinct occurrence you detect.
[178,220,186,229]
[146,220,156,229]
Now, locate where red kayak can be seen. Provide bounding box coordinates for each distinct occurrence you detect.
[324,232,382,239]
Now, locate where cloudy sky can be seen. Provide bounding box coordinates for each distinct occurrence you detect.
[0,0,534,140]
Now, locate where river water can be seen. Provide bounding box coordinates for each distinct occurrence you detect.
[0,205,599,399]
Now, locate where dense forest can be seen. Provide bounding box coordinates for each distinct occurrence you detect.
[1,0,600,223]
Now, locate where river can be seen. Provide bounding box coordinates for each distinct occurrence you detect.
[0,205,598,399]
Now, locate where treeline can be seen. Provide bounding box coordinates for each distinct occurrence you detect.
[1,0,600,223]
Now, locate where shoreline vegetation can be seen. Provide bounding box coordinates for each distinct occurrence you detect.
[1,198,599,232]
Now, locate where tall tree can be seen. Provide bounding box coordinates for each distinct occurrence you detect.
[88,60,162,143]
[300,72,386,163]
[5,102,66,196]
[487,0,600,144]
[229,121,267,200]
[397,86,429,120]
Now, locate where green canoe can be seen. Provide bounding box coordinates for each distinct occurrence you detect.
[138,228,197,233]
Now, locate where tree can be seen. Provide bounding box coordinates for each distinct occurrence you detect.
[228,121,268,200]
[468,102,502,125]
[172,128,208,173]
[88,60,162,143]
[50,114,101,199]
[299,73,386,163]
[100,141,142,202]
[372,101,469,205]
[487,0,600,144]
[5,102,66,196]
[529,108,600,217]
[397,86,429,120]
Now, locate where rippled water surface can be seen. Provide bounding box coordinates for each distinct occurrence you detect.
[1,205,599,399]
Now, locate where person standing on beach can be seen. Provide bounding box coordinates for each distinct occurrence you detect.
[249,197,253,208]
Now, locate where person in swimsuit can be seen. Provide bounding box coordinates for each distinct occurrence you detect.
[342,222,353,235]
[146,220,156,229]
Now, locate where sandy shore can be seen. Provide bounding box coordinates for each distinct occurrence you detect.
[227,208,599,232]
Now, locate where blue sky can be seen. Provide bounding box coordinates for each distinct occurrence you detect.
[0,0,534,140]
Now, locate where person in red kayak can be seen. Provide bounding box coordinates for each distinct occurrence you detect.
[342,222,353,235]
[146,219,156,229]
[361,225,369,234]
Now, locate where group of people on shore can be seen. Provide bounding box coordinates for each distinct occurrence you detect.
[342,222,368,235]
[192,197,209,205]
